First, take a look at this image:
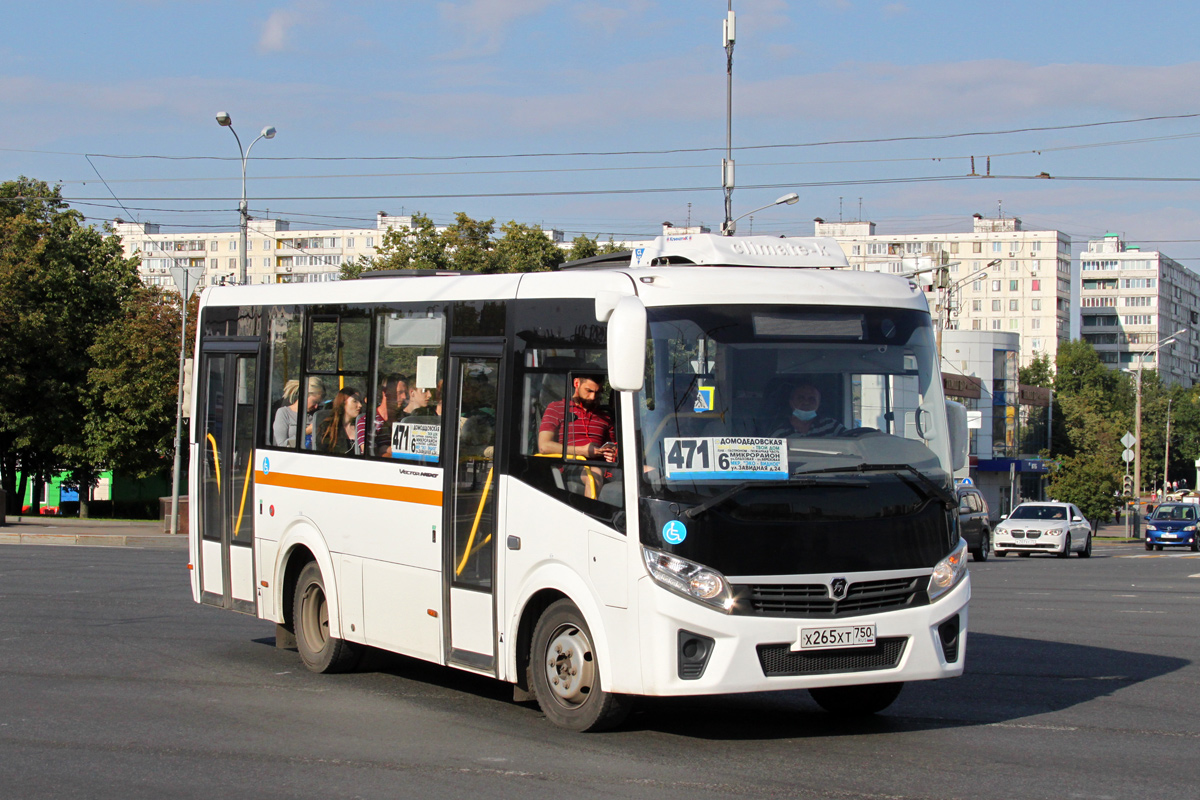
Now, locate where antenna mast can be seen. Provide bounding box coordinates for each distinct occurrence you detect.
[720,2,736,235]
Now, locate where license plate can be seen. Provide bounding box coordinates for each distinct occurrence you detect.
[1162,533,1178,539]
[795,623,877,651]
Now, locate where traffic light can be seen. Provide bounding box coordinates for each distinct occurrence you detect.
[1122,474,1134,495]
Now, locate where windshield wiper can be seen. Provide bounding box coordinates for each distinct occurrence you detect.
[792,463,956,508]
[682,475,870,520]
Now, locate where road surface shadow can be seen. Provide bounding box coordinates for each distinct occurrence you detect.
[254,631,1187,739]
[620,631,1189,739]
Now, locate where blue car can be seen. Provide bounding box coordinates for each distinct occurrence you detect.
[1144,503,1200,551]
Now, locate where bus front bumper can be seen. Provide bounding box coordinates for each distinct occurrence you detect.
[632,574,969,697]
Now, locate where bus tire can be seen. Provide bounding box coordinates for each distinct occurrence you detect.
[529,599,630,732]
[809,682,903,716]
[293,561,360,674]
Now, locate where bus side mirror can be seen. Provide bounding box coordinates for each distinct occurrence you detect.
[606,295,646,392]
[945,399,968,472]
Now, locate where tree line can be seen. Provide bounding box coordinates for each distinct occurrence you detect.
[1026,342,1200,524]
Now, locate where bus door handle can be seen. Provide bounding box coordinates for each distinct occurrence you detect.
[506,535,521,550]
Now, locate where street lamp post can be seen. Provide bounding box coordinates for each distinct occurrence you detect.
[1133,329,1185,512]
[722,192,799,237]
[1163,397,1173,495]
[215,112,276,285]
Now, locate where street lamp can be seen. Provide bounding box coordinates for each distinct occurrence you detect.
[1133,328,1186,512]
[722,192,799,236]
[1163,397,1173,496]
[215,112,277,285]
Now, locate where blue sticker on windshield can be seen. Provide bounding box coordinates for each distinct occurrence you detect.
[662,520,687,545]
[262,456,270,475]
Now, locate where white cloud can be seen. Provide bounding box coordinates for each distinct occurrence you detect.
[436,0,561,57]
[259,8,303,53]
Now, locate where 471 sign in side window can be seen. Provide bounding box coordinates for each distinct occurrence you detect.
[663,437,788,481]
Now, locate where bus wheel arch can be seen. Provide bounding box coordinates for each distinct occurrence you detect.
[528,598,631,731]
[279,544,316,635]
[514,588,569,696]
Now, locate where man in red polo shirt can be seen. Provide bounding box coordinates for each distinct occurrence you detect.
[538,373,617,463]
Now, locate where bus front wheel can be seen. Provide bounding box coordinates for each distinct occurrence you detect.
[293,561,360,674]
[529,599,630,732]
[809,682,903,715]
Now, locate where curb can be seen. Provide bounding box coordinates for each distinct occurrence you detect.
[0,530,187,549]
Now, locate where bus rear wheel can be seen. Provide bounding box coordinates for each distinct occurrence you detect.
[809,682,903,716]
[293,561,360,674]
[529,599,630,732]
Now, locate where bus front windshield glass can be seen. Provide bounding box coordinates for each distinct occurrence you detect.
[636,305,955,573]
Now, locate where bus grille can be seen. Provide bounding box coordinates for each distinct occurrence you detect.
[733,577,927,618]
[757,637,908,677]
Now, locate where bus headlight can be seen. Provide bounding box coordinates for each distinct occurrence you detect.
[642,547,733,612]
[928,538,969,602]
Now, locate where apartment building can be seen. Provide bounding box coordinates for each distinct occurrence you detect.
[114,212,417,290]
[815,214,1072,368]
[1079,234,1199,387]
[116,213,577,290]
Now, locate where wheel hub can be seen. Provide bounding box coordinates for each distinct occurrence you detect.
[544,624,595,708]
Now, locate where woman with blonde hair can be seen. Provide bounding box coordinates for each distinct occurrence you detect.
[272,379,302,447]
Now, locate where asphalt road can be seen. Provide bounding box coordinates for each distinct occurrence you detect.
[1,541,1197,800]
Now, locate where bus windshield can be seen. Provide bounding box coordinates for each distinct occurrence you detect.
[636,304,955,575]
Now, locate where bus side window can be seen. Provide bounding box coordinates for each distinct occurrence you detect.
[515,363,624,524]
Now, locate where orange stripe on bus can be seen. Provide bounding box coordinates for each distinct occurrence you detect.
[254,470,442,506]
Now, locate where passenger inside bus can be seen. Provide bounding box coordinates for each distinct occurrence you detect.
[275,377,326,448]
[315,388,364,455]
[357,372,405,456]
[767,381,846,438]
[538,372,617,498]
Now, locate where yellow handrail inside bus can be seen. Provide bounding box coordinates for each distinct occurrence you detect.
[206,433,221,493]
[532,452,598,498]
[455,464,494,577]
[233,455,252,540]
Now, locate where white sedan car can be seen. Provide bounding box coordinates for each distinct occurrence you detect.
[993,502,1093,558]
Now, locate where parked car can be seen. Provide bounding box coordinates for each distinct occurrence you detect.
[993,502,1092,558]
[956,485,992,561]
[1144,503,1200,551]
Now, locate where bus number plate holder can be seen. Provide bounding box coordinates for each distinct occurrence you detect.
[795,623,876,652]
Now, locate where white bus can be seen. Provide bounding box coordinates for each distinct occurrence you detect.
[188,232,971,731]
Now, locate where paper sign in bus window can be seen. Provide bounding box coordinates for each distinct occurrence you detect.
[663,437,787,481]
[392,422,440,462]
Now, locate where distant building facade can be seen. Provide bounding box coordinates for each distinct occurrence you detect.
[1078,234,1199,387]
[115,213,570,290]
[816,215,1072,368]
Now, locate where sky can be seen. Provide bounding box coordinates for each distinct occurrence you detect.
[3,0,1200,264]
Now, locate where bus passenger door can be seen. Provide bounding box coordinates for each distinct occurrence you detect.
[198,348,259,615]
[443,349,502,672]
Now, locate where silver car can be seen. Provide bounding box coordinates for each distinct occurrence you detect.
[993,502,1092,558]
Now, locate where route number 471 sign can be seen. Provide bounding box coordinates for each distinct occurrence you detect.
[663,437,788,481]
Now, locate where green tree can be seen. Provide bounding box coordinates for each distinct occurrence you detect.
[442,212,496,273]
[84,287,191,480]
[492,220,564,273]
[567,234,599,261]
[0,177,141,515]
[357,213,451,274]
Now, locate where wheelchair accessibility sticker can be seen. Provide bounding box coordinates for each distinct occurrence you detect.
[662,520,688,545]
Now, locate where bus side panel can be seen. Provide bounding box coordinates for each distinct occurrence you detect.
[256,538,279,621]
[501,478,642,694]
[271,517,344,639]
[188,440,201,603]
[363,561,443,662]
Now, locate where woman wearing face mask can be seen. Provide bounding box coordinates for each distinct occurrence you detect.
[771,382,846,437]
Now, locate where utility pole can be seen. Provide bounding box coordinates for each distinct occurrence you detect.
[1164,398,1173,493]
[720,3,736,235]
